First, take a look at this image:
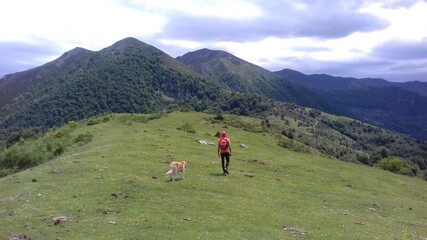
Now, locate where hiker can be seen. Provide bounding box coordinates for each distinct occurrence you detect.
[218,131,232,175]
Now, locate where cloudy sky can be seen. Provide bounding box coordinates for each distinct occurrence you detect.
[1,0,427,82]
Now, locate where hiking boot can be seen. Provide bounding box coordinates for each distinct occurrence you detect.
[224,168,229,174]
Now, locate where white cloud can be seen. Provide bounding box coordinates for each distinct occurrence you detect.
[0,0,166,51]
[159,39,204,49]
[131,0,262,19]
[360,1,427,41]
[1,0,427,81]
[207,0,427,80]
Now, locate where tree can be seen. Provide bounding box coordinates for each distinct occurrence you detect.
[369,147,390,165]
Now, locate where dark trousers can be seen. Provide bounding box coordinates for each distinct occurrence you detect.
[220,152,230,172]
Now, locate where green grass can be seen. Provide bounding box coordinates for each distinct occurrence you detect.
[1,111,426,239]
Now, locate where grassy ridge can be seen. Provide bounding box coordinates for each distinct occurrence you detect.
[1,112,426,239]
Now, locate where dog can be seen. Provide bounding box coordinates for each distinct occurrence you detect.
[166,161,187,182]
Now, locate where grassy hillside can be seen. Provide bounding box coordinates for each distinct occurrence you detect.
[1,112,426,239]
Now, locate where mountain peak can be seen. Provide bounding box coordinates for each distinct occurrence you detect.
[177,48,236,64]
[107,37,155,51]
[112,37,145,47]
[103,37,167,57]
[60,47,89,58]
[192,48,231,57]
[52,47,91,69]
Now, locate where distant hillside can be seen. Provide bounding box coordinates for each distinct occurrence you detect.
[321,86,427,137]
[177,49,338,113]
[275,69,390,91]
[1,112,426,239]
[275,69,427,140]
[396,81,427,96]
[275,69,427,95]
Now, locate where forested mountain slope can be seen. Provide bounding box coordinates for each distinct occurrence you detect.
[275,69,427,140]
[177,49,338,113]
[0,38,230,140]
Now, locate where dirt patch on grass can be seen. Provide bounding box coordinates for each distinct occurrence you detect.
[49,169,63,174]
[283,225,308,235]
[244,173,256,178]
[247,159,266,165]
[97,208,108,215]
[9,234,30,240]
[1,209,17,217]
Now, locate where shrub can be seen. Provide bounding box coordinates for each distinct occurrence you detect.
[68,121,79,129]
[369,147,390,165]
[6,132,21,148]
[214,114,224,121]
[376,157,419,176]
[53,142,65,156]
[278,139,313,153]
[87,118,100,126]
[0,123,94,178]
[177,122,196,133]
[287,129,294,139]
[356,153,370,165]
[0,168,16,178]
[0,144,45,170]
[73,132,93,145]
[54,130,64,138]
[6,129,41,148]
[309,109,321,118]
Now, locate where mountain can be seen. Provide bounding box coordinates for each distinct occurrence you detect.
[395,81,427,96]
[1,112,427,239]
[0,47,92,120]
[275,68,427,94]
[177,49,338,113]
[274,68,390,91]
[275,69,427,140]
[0,37,202,116]
[0,38,233,141]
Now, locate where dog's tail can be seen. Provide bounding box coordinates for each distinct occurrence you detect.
[166,170,173,176]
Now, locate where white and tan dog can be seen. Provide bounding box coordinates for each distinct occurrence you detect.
[166,161,187,182]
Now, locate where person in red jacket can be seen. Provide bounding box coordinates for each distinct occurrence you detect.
[218,131,232,175]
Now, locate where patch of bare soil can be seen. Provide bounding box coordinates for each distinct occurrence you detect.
[247,159,265,165]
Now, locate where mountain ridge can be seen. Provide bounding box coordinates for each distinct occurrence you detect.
[275,68,427,94]
[177,48,338,113]
[0,38,219,137]
[275,68,427,140]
